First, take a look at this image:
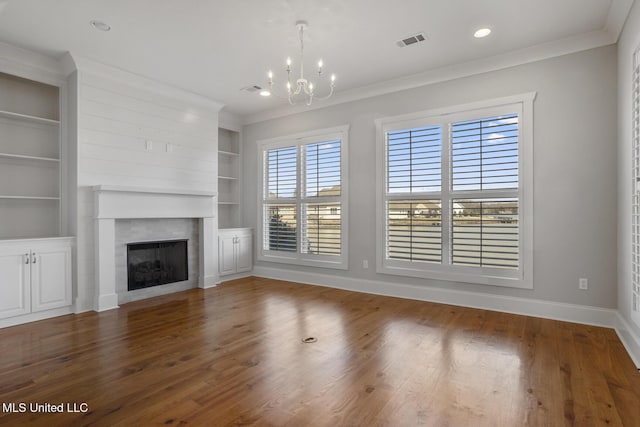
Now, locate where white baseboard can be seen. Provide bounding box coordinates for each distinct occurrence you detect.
[253,266,640,368]
[217,271,253,284]
[0,307,74,329]
[614,312,640,369]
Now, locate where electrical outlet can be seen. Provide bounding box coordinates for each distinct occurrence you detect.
[579,278,588,290]
[363,260,369,269]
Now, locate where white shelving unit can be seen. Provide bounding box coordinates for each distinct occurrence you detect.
[0,72,63,239]
[218,127,241,229]
[0,67,74,327]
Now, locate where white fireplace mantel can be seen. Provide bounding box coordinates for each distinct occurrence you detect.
[93,185,218,311]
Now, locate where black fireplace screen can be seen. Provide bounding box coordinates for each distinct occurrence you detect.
[127,239,188,291]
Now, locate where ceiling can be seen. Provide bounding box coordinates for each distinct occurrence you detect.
[0,0,632,122]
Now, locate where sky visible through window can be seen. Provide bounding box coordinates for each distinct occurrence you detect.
[267,139,341,198]
[388,114,519,193]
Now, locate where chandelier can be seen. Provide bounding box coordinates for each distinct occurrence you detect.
[266,20,335,106]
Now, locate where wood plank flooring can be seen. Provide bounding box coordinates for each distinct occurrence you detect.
[0,277,638,426]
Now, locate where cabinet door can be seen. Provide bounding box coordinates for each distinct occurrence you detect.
[235,233,253,273]
[218,234,236,276]
[31,245,72,312]
[0,248,31,319]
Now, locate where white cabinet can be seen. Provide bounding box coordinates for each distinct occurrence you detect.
[218,228,252,277]
[0,238,72,321]
[0,247,31,318]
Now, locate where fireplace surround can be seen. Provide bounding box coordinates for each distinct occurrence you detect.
[93,185,217,312]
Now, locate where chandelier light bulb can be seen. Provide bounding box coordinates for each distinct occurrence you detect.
[268,70,273,79]
[318,59,323,68]
[286,57,292,66]
[331,74,336,83]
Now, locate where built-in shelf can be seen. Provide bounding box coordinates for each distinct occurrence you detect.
[0,152,60,163]
[218,150,239,157]
[0,195,60,200]
[0,70,63,241]
[218,127,241,229]
[0,110,59,126]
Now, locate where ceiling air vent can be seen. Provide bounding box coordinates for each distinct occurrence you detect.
[241,85,263,93]
[396,32,427,48]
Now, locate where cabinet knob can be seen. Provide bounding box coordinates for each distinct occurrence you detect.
[32,253,37,264]
[25,253,30,264]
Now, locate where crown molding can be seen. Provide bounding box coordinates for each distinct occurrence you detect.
[606,0,635,42]
[67,53,224,113]
[243,29,615,125]
[0,41,67,85]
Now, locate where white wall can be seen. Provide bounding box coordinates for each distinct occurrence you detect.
[242,45,618,310]
[73,66,220,311]
[617,2,640,342]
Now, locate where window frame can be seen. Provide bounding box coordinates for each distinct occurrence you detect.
[257,125,349,270]
[375,93,535,288]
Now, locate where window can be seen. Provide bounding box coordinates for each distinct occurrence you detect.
[258,126,348,269]
[376,94,535,288]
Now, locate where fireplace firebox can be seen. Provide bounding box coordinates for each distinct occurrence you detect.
[127,239,188,291]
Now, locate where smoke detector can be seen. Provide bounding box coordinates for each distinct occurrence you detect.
[397,32,427,48]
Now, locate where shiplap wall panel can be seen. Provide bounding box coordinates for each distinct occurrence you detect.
[81,128,214,160]
[79,159,214,187]
[75,70,219,312]
[80,144,215,175]
[81,84,218,133]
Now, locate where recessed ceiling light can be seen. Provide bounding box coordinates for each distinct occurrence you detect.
[259,90,271,97]
[474,28,491,38]
[90,20,111,32]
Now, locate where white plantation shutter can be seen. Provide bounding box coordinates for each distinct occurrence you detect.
[387,200,442,262]
[379,96,532,287]
[450,114,519,269]
[385,125,443,264]
[451,199,519,269]
[451,114,519,191]
[259,126,348,269]
[302,140,342,256]
[305,141,341,197]
[387,126,442,193]
[263,146,298,252]
[266,146,297,198]
[302,203,341,255]
[632,48,640,327]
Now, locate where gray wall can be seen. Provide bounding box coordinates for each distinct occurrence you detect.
[617,2,640,336]
[243,45,617,309]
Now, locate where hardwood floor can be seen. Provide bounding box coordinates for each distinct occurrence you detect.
[0,277,638,426]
